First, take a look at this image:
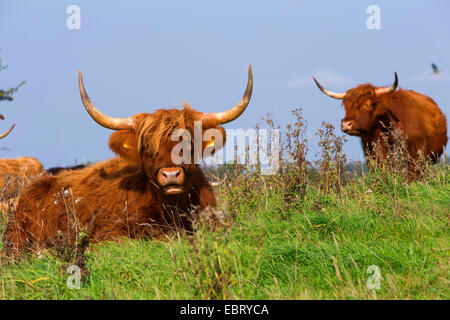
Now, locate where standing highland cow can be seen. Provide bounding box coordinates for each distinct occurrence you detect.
[4,66,253,253]
[313,73,448,164]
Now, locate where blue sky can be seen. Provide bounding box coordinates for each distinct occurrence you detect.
[0,0,449,168]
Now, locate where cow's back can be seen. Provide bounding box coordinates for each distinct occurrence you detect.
[384,89,448,159]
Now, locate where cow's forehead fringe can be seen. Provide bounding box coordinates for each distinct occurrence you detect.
[344,84,376,107]
[134,102,200,157]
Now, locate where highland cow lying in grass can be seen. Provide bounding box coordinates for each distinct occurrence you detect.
[0,156,44,200]
[3,67,253,253]
[0,124,44,200]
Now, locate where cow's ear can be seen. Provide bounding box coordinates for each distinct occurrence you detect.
[202,126,226,157]
[108,130,139,162]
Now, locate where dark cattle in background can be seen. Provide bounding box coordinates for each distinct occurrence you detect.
[4,66,253,253]
[45,164,87,175]
[313,73,448,164]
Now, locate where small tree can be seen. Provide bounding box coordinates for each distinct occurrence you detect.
[0,50,25,119]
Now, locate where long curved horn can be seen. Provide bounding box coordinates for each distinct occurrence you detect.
[312,76,346,100]
[201,65,253,125]
[374,72,398,96]
[78,71,134,130]
[0,123,15,139]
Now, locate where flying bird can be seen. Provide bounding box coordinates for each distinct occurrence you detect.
[431,63,441,76]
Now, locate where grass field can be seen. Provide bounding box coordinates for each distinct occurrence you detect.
[0,117,448,300]
[0,162,448,299]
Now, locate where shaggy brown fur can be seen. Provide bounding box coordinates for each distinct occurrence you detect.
[3,103,226,253]
[0,157,44,199]
[340,85,447,163]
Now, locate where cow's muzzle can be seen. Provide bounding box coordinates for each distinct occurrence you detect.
[156,167,185,195]
[341,119,360,136]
